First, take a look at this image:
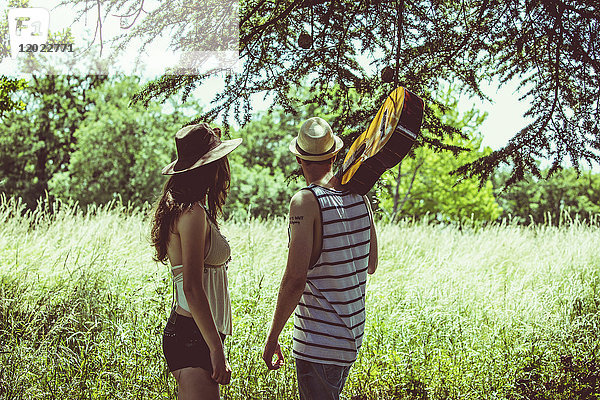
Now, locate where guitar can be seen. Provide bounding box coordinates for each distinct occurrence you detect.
[337,87,424,195]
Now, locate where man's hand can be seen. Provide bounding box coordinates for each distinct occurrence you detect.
[262,337,284,370]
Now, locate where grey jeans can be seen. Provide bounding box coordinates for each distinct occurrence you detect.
[295,358,351,400]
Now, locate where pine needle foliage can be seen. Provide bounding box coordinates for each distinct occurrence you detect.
[56,0,599,186]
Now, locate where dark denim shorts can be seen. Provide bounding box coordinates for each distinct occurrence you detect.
[162,309,226,373]
[295,358,351,400]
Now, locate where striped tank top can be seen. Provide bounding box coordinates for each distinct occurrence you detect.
[292,184,371,367]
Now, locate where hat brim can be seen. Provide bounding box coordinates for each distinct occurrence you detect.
[289,136,344,161]
[162,138,242,175]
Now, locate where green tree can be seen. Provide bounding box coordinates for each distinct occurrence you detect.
[494,168,600,225]
[0,74,107,207]
[60,0,600,185]
[226,111,304,219]
[231,111,298,175]
[376,92,502,223]
[48,76,201,207]
[0,76,26,117]
[226,162,302,220]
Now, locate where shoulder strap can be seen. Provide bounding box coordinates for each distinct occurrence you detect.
[199,203,219,228]
[298,185,323,269]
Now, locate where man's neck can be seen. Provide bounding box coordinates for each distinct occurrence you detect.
[304,170,343,191]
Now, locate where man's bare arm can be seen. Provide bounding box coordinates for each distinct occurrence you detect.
[364,196,378,274]
[263,190,317,368]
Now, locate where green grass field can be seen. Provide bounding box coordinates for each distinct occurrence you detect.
[1,196,599,399]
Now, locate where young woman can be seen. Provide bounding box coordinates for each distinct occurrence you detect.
[151,123,242,399]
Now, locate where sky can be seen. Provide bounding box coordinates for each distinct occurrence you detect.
[460,79,532,150]
[2,0,533,152]
[191,67,532,152]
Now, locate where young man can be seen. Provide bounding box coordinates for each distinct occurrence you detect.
[262,117,378,400]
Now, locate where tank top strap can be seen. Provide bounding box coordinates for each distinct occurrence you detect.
[198,203,219,227]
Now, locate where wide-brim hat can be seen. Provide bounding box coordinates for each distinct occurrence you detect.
[162,123,242,175]
[289,117,344,161]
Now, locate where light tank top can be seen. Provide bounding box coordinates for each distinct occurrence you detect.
[171,207,232,335]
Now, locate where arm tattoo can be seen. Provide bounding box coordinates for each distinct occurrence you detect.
[290,215,304,225]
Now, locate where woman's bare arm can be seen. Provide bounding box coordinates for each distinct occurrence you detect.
[178,204,230,384]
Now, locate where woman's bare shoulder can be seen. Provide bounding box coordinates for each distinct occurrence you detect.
[175,203,207,235]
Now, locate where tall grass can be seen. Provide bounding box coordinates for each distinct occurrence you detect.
[1,196,599,399]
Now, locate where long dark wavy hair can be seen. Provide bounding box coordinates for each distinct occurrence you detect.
[151,157,231,264]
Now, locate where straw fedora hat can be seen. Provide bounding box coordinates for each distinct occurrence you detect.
[289,117,343,161]
[162,123,242,175]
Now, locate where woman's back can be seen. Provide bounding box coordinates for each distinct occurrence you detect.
[167,204,232,335]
